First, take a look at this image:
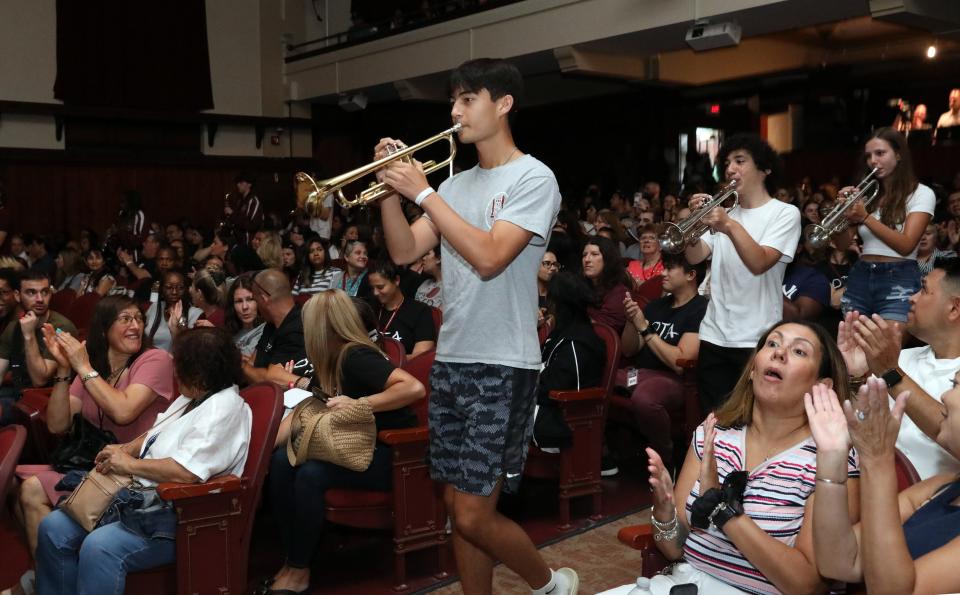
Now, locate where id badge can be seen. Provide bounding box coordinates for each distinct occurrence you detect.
[626,367,639,388]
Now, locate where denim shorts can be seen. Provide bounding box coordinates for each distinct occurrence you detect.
[428,361,538,497]
[840,259,920,322]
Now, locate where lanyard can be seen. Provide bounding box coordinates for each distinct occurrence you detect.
[378,298,403,333]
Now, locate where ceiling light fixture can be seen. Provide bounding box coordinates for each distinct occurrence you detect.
[926,44,938,59]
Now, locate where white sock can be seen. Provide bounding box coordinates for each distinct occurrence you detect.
[532,569,566,595]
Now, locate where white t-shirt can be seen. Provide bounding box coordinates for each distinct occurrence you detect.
[896,345,960,480]
[698,198,801,348]
[308,194,335,240]
[858,183,935,260]
[140,385,252,486]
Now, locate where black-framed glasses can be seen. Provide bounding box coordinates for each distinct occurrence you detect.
[541,261,560,269]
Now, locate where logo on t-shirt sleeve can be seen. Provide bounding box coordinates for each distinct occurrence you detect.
[485,193,507,229]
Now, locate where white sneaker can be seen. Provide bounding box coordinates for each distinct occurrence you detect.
[555,567,579,595]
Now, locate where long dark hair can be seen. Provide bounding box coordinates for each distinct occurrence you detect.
[223,274,263,335]
[297,238,331,290]
[582,236,630,294]
[547,272,594,330]
[86,295,151,377]
[864,127,919,228]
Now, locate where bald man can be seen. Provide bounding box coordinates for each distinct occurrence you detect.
[243,269,313,385]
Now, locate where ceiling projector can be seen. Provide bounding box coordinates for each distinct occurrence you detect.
[685,21,742,51]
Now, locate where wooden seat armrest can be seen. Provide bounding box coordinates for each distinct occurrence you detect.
[378,426,429,446]
[617,523,655,550]
[156,475,243,500]
[676,358,697,370]
[548,387,605,403]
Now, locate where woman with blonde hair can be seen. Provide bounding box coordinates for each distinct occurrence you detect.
[632,320,860,594]
[262,289,424,595]
[256,231,284,271]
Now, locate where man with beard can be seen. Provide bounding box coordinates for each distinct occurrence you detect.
[0,271,77,424]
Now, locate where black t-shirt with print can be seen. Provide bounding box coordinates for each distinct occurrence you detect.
[632,295,708,373]
[377,298,435,356]
[340,346,417,431]
[254,304,313,376]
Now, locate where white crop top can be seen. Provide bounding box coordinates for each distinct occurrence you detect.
[858,183,935,260]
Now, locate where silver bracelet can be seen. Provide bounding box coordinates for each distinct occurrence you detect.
[651,509,679,541]
[815,476,847,485]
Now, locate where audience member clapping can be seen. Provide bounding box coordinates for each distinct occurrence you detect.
[144,270,202,352]
[808,376,960,594]
[639,320,857,594]
[14,296,175,564]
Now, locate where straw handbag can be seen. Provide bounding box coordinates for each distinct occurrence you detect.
[286,395,376,472]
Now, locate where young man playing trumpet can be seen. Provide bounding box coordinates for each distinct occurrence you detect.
[375,58,575,595]
[684,134,801,410]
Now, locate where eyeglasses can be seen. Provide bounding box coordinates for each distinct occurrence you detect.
[541,261,559,269]
[163,284,185,291]
[251,278,272,298]
[115,313,145,326]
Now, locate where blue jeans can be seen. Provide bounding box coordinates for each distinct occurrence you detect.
[841,259,921,322]
[36,509,174,595]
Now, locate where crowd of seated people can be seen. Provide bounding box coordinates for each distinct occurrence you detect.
[1,155,960,594]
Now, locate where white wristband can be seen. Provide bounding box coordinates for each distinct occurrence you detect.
[414,187,435,207]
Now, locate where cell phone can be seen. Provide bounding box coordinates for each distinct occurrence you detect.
[669,585,698,595]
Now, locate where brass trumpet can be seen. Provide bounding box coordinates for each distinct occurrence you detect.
[296,123,462,213]
[803,168,880,249]
[659,180,739,254]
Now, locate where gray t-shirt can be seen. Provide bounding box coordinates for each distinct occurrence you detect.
[428,154,561,369]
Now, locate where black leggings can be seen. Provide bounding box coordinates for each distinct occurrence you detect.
[268,443,393,568]
[696,341,753,412]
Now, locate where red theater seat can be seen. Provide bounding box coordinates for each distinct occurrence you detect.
[324,349,447,591]
[124,382,283,595]
[0,425,27,520]
[524,323,620,530]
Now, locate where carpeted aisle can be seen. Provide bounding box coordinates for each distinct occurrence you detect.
[424,508,651,595]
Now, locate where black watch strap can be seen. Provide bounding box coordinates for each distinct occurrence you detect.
[639,325,653,337]
[710,499,743,530]
[881,367,904,387]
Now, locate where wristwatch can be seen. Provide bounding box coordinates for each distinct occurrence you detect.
[639,324,653,338]
[880,367,904,388]
[80,370,100,384]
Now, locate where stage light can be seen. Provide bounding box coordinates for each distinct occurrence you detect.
[926,44,937,59]
[710,104,721,114]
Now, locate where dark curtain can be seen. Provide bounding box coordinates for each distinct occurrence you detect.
[54,0,214,111]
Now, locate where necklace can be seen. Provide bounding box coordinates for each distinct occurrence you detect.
[496,147,519,167]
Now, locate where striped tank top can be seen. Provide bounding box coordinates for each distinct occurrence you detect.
[682,423,859,594]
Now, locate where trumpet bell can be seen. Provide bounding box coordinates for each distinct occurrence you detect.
[659,223,687,254]
[803,223,832,249]
[295,172,325,217]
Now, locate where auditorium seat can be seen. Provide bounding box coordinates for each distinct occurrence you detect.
[631,275,664,310]
[0,425,27,520]
[66,292,101,339]
[381,335,406,367]
[523,322,620,530]
[12,388,56,464]
[430,306,442,332]
[323,349,447,591]
[49,288,77,316]
[124,382,283,595]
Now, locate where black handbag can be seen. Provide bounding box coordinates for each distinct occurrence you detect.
[50,412,118,473]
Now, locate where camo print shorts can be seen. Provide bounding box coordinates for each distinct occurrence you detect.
[428,361,538,496]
